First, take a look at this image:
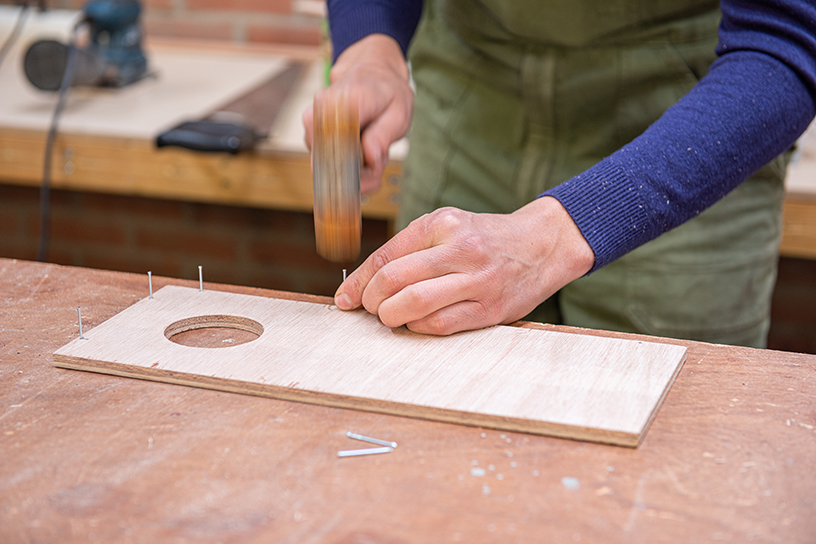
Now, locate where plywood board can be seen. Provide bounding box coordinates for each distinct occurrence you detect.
[52,286,687,446]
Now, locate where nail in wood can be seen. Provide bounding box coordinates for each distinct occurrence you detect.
[148,271,153,299]
[337,446,393,458]
[342,269,347,282]
[198,266,203,292]
[346,431,398,449]
[77,307,85,339]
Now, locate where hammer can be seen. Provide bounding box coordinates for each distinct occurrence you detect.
[312,92,361,263]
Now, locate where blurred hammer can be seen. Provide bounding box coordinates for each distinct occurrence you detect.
[312,92,362,263]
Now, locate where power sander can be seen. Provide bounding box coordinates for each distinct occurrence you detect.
[23,0,147,91]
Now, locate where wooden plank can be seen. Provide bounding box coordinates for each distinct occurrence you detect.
[53,285,687,447]
[780,196,816,260]
[0,127,402,219]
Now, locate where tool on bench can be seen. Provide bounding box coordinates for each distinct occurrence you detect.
[23,0,148,91]
[312,91,361,263]
[23,0,149,262]
[155,62,305,154]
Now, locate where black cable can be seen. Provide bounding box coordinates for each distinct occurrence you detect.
[0,2,31,71]
[37,30,81,262]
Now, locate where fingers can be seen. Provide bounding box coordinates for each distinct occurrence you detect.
[361,244,466,315]
[405,300,499,336]
[333,200,595,337]
[359,99,412,194]
[340,252,500,334]
[375,272,484,329]
[334,216,437,310]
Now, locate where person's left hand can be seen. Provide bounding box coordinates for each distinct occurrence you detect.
[333,196,595,335]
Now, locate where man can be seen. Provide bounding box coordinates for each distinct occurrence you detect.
[303,0,816,345]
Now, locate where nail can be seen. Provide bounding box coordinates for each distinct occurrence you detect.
[77,307,85,339]
[346,431,398,449]
[337,447,393,458]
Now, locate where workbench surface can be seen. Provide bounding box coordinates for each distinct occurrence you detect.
[1,258,814,543]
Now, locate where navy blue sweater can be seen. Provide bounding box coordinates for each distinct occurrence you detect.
[328,0,816,271]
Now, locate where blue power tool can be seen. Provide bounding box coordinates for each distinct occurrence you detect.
[23,0,148,90]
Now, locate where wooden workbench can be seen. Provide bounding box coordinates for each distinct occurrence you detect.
[1,258,814,543]
[0,7,402,220]
[782,121,816,260]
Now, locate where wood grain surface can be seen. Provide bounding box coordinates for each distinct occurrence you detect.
[53,286,687,446]
[1,259,815,544]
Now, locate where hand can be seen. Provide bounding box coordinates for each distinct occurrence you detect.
[334,197,596,335]
[303,34,414,194]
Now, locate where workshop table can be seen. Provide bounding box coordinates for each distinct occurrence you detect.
[1,258,814,543]
[0,6,402,221]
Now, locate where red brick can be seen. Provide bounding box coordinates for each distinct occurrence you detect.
[143,18,234,41]
[24,214,126,245]
[141,0,174,11]
[771,289,816,325]
[137,228,237,259]
[247,238,327,267]
[50,189,80,207]
[192,205,317,239]
[775,257,816,287]
[178,260,238,285]
[0,214,17,235]
[247,23,320,46]
[361,217,389,238]
[0,184,39,204]
[82,250,182,278]
[0,242,36,262]
[245,271,300,292]
[767,325,816,354]
[52,217,128,245]
[304,276,342,297]
[185,0,291,14]
[82,193,186,220]
[191,203,267,229]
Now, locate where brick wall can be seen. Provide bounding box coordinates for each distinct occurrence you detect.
[0,183,387,297]
[2,182,815,353]
[4,0,326,46]
[768,257,816,354]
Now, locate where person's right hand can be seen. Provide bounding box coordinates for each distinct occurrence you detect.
[302,34,414,194]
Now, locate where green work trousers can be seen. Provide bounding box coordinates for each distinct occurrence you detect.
[398,0,787,347]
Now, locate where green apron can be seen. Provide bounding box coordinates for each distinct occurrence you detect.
[399,0,787,347]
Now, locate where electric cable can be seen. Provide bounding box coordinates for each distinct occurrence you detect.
[0,2,31,71]
[37,24,82,262]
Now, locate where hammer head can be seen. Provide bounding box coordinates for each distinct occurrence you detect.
[312,92,361,263]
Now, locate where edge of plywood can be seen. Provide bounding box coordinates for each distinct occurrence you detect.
[630,350,687,447]
[53,353,642,447]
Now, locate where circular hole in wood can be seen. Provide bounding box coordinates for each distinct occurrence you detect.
[164,315,264,348]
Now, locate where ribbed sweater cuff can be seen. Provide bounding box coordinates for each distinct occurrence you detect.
[541,161,652,273]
